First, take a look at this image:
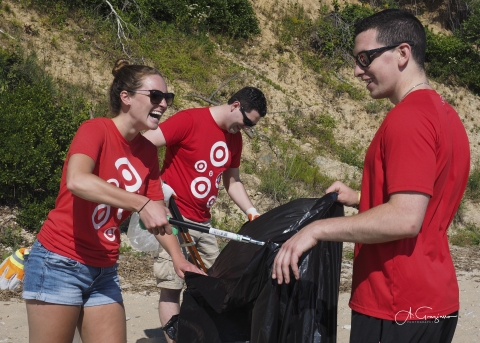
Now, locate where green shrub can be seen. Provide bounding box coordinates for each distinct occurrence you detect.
[0,49,90,231]
[450,223,480,246]
[0,227,25,250]
[309,3,375,68]
[29,0,260,38]
[466,162,480,202]
[458,0,480,49]
[426,28,480,94]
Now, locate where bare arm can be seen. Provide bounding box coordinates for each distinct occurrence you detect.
[66,153,171,235]
[222,168,255,212]
[154,233,207,278]
[272,183,430,284]
[143,126,167,147]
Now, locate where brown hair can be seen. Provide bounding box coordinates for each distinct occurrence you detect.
[109,59,163,115]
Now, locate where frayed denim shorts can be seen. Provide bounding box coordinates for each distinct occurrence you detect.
[22,240,123,307]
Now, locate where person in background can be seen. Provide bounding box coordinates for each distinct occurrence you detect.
[272,9,469,343]
[143,86,267,343]
[20,60,202,343]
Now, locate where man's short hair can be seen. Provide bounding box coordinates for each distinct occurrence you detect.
[228,87,267,117]
[355,9,426,69]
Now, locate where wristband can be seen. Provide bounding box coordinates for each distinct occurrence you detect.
[357,191,361,205]
[138,199,151,213]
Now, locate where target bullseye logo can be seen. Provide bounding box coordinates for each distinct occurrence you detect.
[195,160,207,173]
[92,204,110,230]
[104,227,117,241]
[115,157,141,192]
[191,177,211,199]
[210,142,228,167]
[206,196,216,208]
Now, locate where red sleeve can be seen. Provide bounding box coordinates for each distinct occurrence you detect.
[159,110,195,146]
[383,107,436,196]
[68,119,106,163]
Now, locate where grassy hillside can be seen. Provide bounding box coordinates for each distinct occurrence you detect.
[1,0,479,247]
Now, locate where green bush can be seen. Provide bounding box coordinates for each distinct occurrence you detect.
[28,0,260,38]
[466,162,480,202]
[152,0,260,38]
[426,28,480,94]
[309,3,375,68]
[0,49,90,231]
[450,223,480,246]
[458,0,480,49]
[0,227,25,251]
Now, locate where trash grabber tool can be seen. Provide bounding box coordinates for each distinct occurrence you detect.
[168,197,208,273]
[168,218,265,246]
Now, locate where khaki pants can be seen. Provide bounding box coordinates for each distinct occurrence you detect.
[154,220,219,290]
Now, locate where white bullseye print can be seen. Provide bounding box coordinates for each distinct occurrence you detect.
[92,204,111,230]
[209,170,213,177]
[115,157,141,192]
[191,177,211,199]
[206,196,216,208]
[195,160,207,173]
[122,169,133,181]
[210,141,228,167]
[104,227,117,241]
[107,178,119,187]
[106,179,124,220]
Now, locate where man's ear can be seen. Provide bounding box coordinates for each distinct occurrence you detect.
[230,100,240,112]
[398,43,412,68]
[120,90,131,106]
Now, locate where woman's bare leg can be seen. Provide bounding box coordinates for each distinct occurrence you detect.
[26,300,81,343]
[79,302,127,343]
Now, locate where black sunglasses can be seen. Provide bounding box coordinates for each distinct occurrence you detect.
[355,41,415,67]
[126,89,175,106]
[239,106,256,128]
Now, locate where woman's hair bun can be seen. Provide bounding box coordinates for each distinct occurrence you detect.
[112,59,130,77]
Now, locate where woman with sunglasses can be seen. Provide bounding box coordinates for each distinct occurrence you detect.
[21,59,202,343]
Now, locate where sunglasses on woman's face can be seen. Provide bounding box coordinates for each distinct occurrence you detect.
[354,41,414,68]
[239,106,256,128]
[126,89,175,106]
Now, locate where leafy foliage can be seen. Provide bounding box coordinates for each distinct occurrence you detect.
[27,0,260,38]
[450,223,480,246]
[466,161,480,202]
[456,0,480,48]
[425,28,480,93]
[0,48,90,231]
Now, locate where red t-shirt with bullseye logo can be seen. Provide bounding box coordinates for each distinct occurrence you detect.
[38,118,163,267]
[160,107,242,222]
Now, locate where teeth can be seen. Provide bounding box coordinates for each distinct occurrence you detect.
[149,111,163,119]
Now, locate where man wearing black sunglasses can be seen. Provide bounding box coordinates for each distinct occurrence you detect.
[273,9,469,343]
[143,86,267,343]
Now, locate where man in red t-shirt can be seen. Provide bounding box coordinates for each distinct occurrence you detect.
[144,86,267,342]
[272,10,469,343]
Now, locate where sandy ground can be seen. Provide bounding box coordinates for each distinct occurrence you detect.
[1,272,478,343]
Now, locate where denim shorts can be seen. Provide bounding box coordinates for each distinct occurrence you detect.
[22,240,123,307]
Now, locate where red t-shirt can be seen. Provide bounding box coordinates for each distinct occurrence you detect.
[160,107,242,222]
[38,118,163,267]
[349,90,470,321]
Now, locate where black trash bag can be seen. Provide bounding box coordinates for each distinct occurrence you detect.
[176,193,344,343]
